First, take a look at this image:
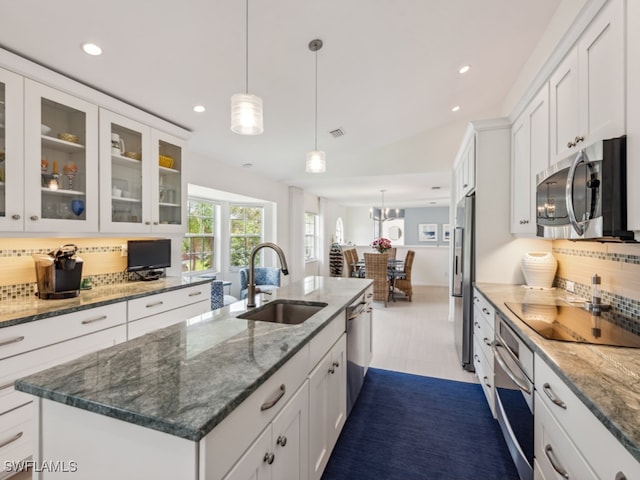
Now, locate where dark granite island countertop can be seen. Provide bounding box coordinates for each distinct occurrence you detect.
[475,282,640,463]
[15,276,372,442]
[0,276,212,328]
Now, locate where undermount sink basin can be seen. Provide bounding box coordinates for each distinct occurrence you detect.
[237,300,328,325]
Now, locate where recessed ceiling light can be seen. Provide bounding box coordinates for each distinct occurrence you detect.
[193,105,206,113]
[81,43,102,56]
[451,106,460,112]
[459,65,470,74]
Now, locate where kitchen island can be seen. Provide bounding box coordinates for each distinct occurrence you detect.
[14,276,372,480]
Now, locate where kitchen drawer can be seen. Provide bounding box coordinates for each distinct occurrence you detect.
[473,288,495,329]
[128,284,211,321]
[473,337,495,418]
[128,299,209,340]
[534,356,640,479]
[534,393,598,480]
[0,302,127,360]
[309,313,345,371]
[200,343,310,480]
[473,306,494,363]
[0,404,32,479]
[0,323,126,415]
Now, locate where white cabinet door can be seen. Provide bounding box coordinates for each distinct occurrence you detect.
[223,425,273,480]
[577,0,624,144]
[511,83,549,235]
[271,381,309,480]
[0,67,25,232]
[24,79,99,232]
[151,129,186,233]
[549,48,579,164]
[327,335,346,448]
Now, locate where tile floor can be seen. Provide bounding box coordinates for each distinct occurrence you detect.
[7,286,474,479]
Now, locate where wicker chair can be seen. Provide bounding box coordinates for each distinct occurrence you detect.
[387,247,397,260]
[394,250,415,301]
[364,253,390,307]
[344,248,355,277]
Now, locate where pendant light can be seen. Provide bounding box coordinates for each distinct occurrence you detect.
[230,0,263,135]
[306,39,326,173]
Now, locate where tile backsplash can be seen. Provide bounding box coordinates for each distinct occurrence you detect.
[553,239,640,324]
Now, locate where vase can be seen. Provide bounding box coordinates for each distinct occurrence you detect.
[521,252,557,288]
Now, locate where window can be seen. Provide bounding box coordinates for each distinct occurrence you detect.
[229,205,263,267]
[182,199,217,274]
[305,212,319,261]
[335,217,344,244]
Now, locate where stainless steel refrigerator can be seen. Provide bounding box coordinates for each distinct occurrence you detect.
[452,193,475,371]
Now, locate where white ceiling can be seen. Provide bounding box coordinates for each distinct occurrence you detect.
[0,0,562,207]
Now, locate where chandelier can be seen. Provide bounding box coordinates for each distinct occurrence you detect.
[370,189,405,222]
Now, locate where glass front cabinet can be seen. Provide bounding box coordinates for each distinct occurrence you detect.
[24,79,99,232]
[99,109,184,233]
[0,67,25,231]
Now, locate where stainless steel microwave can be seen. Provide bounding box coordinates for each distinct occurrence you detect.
[535,136,634,241]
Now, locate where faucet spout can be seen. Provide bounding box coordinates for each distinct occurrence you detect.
[247,243,289,307]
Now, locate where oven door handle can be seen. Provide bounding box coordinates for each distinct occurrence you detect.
[566,149,586,237]
[347,302,367,320]
[492,342,532,395]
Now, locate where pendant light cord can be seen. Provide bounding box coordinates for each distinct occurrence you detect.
[245,0,249,94]
[314,49,318,150]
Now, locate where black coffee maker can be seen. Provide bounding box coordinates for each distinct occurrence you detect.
[33,244,83,299]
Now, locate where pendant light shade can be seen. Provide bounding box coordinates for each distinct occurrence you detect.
[231,93,263,135]
[306,150,326,173]
[306,39,325,173]
[231,0,263,135]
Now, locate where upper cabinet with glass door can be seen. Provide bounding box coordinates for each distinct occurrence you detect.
[0,67,25,232]
[99,108,184,233]
[24,79,98,232]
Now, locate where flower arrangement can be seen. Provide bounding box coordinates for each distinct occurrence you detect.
[371,237,392,253]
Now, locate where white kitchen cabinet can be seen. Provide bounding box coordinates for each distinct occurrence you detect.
[308,334,346,480]
[511,83,549,236]
[127,297,209,340]
[626,0,640,233]
[534,355,640,480]
[0,67,25,232]
[222,381,309,480]
[0,403,31,480]
[99,108,185,233]
[549,0,624,165]
[472,289,496,417]
[24,79,99,232]
[454,134,475,204]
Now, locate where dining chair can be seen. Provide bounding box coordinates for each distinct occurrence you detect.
[394,250,415,301]
[344,248,355,277]
[387,247,397,260]
[364,252,390,307]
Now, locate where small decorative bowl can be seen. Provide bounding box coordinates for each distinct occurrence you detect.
[58,132,79,143]
[123,151,142,160]
[159,155,174,168]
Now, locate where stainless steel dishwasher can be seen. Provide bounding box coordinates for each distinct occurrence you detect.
[346,286,373,416]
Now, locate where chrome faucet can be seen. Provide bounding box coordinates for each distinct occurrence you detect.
[247,242,289,307]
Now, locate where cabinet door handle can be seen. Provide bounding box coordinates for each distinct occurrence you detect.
[145,221,151,225]
[81,315,108,325]
[463,183,468,188]
[188,291,202,297]
[574,135,584,144]
[146,301,164,308]
[483,337,491,346]
[332,361,340,368]
[482,308,490,315]
[153,221,159,225]
[474,321,480,329]
[0,336,25,348]
[0,431,23,449]
[11,214,20,220]
[263,452,275,465]
[567,140,576,148]
[544,444,569,479]
[328,367,336,374]
[483,376,491,388]
[543,383,567,409]
[260,384,286,411]
[30,215,39,221]
[276,435,287,447]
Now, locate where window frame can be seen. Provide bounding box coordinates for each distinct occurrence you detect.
[182,197,219,276]
[304,212,319,262]
[229,204,264,269]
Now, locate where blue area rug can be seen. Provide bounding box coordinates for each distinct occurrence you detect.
[322,368,519,480]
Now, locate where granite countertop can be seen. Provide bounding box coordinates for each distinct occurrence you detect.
[0,276,212,328]
[475,282,640,463]
[15,276,372,442]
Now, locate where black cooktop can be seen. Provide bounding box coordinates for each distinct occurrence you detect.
[504,302,640,348]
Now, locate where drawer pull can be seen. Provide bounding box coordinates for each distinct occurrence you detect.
[260,384,286,411]
[483,376,491,388]
[483,337,491,346]
[81,315,108,325]
[188,291,203,297]
[0,336,25,348]
[0,381,15,391]
[543,383,567,409]
[544,444,569,479]
[263,452,275,464]
[332,361,340,368]
[0,431,23,449]
[276,435,287,447]
[482,308,490,315]
[474,321,480,329]
[146,301,164,308]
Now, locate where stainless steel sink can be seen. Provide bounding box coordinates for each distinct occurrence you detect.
[237,300,327,325]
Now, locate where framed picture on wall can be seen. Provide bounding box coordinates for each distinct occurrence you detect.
[418,223,438,242]
[442,224,451,242]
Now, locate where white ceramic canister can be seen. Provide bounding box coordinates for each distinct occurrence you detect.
[521,252,557,288]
